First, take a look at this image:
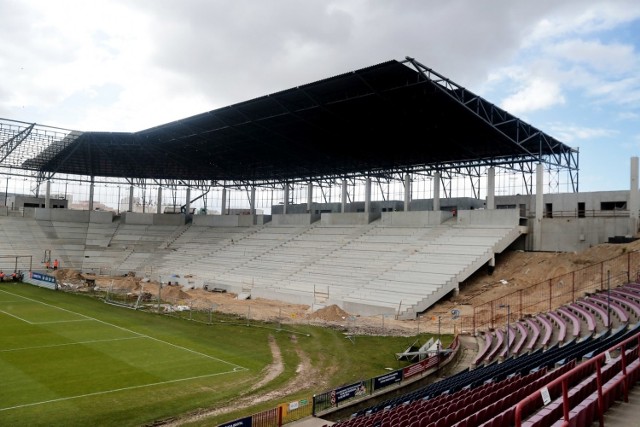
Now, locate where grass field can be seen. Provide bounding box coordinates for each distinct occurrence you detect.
[0,283,448,426]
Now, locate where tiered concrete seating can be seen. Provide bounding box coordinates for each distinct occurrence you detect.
[361,225,522,319]
[0,216,50,269]
[546,311,568,344]
[0,213,524,318]
[564,303,597,335]
[556,306,583,338]
[576,299,610,330]
[586,294,629,325]
[525,318,541,351]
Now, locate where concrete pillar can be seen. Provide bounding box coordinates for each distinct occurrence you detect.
[128,186,134,212]
[250,187,256,215]
[364,177,371,214]
[486,166,495,210]
[88,178,94,211]
[534,163,544,250]
[341,180,348,213]
[157,187,162,214]
[283,184,289,214]
[221,186,227,215]
[404,173,411,212]
[433,172,441,211]
[185,188,191,214]
[45,180,51,209]
[307,182,313,213]
[630,156,639,234]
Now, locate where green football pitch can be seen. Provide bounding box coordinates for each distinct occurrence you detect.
[0,283,275,427]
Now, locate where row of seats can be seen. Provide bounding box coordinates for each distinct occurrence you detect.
[327,283,640,427]
[475,282,640,367]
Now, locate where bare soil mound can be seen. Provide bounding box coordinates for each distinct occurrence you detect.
[308,304,351,321]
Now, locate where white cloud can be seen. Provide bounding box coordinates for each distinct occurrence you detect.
[526,1,640,44]
[546,123,617,144]
[546,39,636,75]
[501,77,565,114]
[1,0,639,137]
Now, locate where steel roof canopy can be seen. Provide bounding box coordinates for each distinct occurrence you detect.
[19,58,576,184]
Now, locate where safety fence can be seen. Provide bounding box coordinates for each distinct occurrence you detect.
[459,250,640,334]
[217,336,460,427]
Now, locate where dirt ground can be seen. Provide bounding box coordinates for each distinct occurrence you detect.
[51,239,640,425]
[53,239,640,337]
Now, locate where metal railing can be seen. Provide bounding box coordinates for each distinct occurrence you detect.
[459,251,640,335]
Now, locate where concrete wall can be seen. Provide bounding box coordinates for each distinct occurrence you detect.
[256,215,271,225]
[36,208,90,222]
[496,190,631,217]
[341,300,396,317]
[456,209,520,227]
[120,212,185,225]
[89,211,115,224]
[151,214,186,226]
[496,191,635,251]
[380,210,449,226]
[539,217,631,252]
[272,198,485,214]
[409,197,485,212]
[15,195,68,209]
[121,212,153,225]
[320,212,381,225]
[251,288,313,306]
[22,207,36,218]
[271,213,321,226]
[193,214,261,227]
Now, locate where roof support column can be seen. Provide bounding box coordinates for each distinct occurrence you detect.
[433,172,440,211]
[630,156,639,234]
[185,188,191,214]
[365,177,371,214]
[89,177,95,211]
[307,182,313,213]
[45,180,51,209]
[128,186,134,212]
[250,187,256,216]
[282,183,289,214]
[341,180,348,213]
[157,187,163,214]
[486,167,495,210]
[221,185,227,215]
[533,163,544,251]
[404,173,411,212]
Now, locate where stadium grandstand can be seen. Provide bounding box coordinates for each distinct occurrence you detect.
[1,56,639,426]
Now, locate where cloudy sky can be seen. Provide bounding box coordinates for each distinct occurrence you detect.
[1,0,639,193]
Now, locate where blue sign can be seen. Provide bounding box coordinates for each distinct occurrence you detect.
[31,272,56,284]
[218,416,252,427]
[373,370,402,390]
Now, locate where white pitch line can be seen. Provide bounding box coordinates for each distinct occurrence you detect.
[0,336,144,353]
[0,309,33,324]
[0,288,246,368]
[30,318,93,325]
[0,369,247,412]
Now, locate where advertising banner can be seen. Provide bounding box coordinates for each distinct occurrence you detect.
[218,416,252,427]
[373,370,402,390]
[333,381,367,404]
